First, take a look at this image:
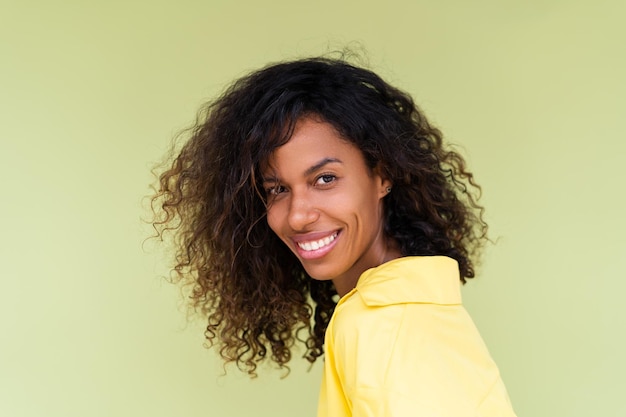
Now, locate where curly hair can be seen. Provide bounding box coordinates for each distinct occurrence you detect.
[151,56,488,376]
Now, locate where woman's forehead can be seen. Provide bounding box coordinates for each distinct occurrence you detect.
[261,118,367,179]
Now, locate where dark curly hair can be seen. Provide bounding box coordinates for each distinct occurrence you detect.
[151,55,488,376]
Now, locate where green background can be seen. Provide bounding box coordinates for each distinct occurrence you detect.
[1,1,624,416]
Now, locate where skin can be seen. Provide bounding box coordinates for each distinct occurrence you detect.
[263,117,402,297]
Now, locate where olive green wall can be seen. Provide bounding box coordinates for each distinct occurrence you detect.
[1,1,624,416]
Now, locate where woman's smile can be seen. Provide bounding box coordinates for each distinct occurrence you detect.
[292,230,340,259]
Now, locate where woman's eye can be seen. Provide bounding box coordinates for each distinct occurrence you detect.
[266,185,286,196]
[315,174,336,186]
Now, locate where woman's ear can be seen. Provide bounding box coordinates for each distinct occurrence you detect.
[380,178,393,198]
[373,164,392,198]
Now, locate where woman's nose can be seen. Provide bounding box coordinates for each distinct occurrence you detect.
[287,192,319,231]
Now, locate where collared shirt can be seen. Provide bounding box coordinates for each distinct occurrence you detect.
[317,256,516,417]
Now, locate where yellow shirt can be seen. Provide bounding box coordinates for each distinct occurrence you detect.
[317,256,516,417]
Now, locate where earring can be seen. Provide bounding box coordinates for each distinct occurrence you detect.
[386,187,392,193]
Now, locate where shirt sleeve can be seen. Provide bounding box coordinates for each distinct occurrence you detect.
[350,386,445,417]
[327,299,516,417]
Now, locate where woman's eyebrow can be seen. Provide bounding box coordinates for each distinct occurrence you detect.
[303,157,342,176]
[261,175,278,184]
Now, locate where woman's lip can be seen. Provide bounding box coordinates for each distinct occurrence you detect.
[292,230,341,260]
[291,230,339,244]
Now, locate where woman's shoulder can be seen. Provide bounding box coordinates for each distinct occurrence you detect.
[328,255,472,348]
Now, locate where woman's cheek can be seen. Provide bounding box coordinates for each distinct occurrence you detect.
[266,204,284,235]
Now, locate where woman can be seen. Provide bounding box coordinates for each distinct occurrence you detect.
[152,56,517,416]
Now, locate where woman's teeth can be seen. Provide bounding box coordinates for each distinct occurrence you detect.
[297,232,338,251]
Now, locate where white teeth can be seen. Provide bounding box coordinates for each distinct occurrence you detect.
[297,232,337,251]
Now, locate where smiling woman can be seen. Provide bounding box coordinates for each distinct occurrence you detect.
[151,56,517,416]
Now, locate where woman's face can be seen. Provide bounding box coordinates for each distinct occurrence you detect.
[263,117,398,296]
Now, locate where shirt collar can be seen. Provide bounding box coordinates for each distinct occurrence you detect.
[342,256,463,307]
